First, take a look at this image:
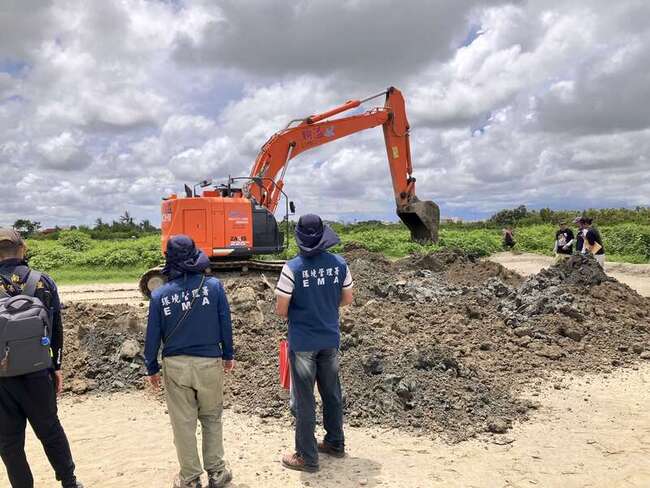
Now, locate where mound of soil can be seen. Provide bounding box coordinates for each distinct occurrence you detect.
[62,304,148,394]
[59,249,650,442]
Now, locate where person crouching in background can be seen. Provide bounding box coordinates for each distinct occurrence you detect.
[502,226,516,251]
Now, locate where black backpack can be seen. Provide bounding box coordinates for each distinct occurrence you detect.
[0,271,53,376]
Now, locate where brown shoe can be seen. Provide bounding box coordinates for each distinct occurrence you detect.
[281,452,319,473]
[318,441,345,458]
[208,468,232,488]
[173,474,202,488]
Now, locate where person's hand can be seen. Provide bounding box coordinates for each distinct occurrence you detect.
[147,374,161,390]
[223,360,236,372]
[563,244,570,250]
[53,370,63,396]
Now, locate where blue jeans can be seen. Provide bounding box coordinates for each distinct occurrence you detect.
[289,348,344,467]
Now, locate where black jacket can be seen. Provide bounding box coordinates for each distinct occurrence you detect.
[0,259,63,371]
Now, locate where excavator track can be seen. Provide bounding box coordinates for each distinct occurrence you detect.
[209,259,286,273]
[138,259,286,299]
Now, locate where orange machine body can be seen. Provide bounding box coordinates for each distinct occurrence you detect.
[160,191,283,259]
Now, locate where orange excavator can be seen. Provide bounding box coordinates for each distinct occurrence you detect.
[139,87,439,296]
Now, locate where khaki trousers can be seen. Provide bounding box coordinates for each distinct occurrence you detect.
[163,356,226,483]
[594,253,605,269]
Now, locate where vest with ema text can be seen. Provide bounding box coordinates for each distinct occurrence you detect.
[286,252,348,352]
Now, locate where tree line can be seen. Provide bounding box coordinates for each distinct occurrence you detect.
[14,211,159,240]
[486,205,650,227]
[441,206,650,229]
[10,206,649,240]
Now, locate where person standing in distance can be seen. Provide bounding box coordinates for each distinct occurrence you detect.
[583,218,606,268]
[275,215,354,473]
[573,217,586,254]
[553,221,575,258]
[145,235,235,488]
[0,229,83,488]
[502,226,516,251]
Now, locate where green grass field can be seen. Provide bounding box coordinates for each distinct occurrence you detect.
[328,222,650,264]
[47,266,151,285]
[23,223,650,285]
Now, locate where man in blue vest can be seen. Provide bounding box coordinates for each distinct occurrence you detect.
[145,235,234,488]
[275,215,354,472]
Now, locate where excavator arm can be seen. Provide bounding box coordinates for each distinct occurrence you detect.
[246,87,440,242]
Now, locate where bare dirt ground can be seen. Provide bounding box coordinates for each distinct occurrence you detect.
[489,252,650,297]
[32,252,648,487]
[58,282,145,306]
[3,365,649,488]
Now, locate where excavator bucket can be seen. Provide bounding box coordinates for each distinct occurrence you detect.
[397,198,440,243]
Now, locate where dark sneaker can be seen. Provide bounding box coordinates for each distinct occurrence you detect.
[208,468,232,488]
[173,474,202,488]
[62,479,84,488]
[318,440,345,458]
[281,452,319,473]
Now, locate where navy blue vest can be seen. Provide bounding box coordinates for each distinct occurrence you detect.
[286,252,348,352]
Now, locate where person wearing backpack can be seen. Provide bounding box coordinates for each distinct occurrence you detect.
[144,235,235,488]
[0,228,83,488]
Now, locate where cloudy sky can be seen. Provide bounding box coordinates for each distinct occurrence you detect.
[1,0,649,227]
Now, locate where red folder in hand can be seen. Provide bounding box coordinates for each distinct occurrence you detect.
[279,340,291,390]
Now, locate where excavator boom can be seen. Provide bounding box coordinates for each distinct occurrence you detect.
[247,87,439,242]
[141,87,439,297]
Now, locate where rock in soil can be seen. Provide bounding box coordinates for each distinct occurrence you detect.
[632,343,645,354]
[487,418,509,434]
[119,339,141,360]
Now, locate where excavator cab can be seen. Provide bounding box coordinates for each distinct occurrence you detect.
[397,198,440,243]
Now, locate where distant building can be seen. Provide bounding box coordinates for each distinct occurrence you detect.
[442,217,464,224]
[40,226,73,235]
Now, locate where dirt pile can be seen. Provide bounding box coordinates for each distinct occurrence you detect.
[499,255,609,328]
[59,249,650,441]
[62,303,148,394]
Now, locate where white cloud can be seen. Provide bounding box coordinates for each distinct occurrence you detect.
[0,0,648,228]
[0,1,55,60]
[173,0,498,83]
[36,131,89,170]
